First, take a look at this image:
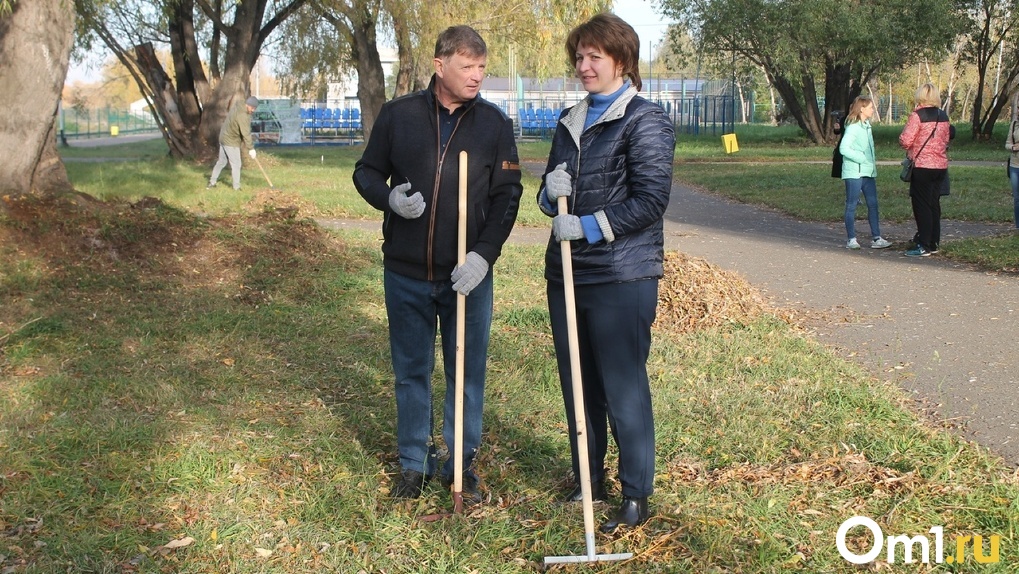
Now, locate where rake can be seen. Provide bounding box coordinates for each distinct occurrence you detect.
[544,195,633,566]
[419,151,469,523]
[451,150,468,514]
[252,154,276,189]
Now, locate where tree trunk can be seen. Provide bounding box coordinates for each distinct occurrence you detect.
[0,0,75,197]
[351,17,386,142]
[392,14,416,99]
[136,42,197,159]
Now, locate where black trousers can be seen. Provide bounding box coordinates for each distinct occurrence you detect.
[547,279,657,498]
[909,167,947,250]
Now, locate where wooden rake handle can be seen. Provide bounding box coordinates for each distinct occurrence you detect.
[556,195,598,558]
[452,151,468,513]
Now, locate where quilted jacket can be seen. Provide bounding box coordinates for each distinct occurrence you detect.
[899,106,954,169]
[538,86,676,286]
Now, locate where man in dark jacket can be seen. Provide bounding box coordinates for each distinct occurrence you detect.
[208,96,258,190]
[352,25,522,506]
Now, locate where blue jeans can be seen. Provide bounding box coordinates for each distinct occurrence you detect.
[383,268,493,480]
[844,177,881,240]
[1010,164,1019,228]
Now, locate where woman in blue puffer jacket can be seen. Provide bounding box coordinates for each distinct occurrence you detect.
[839,95,891,250]
[536,12,675,534]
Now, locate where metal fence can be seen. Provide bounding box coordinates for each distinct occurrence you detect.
[513,95,737,139]
[53,94,782,146]
[57,106,161,141]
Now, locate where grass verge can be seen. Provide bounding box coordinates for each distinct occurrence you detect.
[1,199,1017,572]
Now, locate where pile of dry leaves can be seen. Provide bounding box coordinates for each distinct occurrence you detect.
[656,251,772,334]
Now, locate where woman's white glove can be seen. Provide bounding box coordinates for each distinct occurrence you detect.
[451,252,489,296]
[544,162,572,202]
[388,181,425,219]
[552,214,584,242]
[248,149,257,159]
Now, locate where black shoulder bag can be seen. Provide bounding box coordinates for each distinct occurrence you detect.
[900,116,939,182]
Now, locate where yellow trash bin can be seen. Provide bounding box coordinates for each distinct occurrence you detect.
[110,125,120,137]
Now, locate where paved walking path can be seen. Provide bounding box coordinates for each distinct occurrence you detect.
[663,180,1019,467]
[320,176,1019,467]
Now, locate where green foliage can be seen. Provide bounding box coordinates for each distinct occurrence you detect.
[660,0,967,142]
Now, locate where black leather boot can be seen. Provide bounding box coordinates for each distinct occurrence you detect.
[600,496,649,533]
[563,479,608,502]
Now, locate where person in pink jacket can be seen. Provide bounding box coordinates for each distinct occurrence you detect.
[899,83,955,257]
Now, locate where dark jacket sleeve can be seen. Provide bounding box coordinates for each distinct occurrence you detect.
[473,115,522,265]
[352,104,395,212]
[602,105,675,239]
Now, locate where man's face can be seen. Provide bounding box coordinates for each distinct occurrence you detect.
[434,51,487,106]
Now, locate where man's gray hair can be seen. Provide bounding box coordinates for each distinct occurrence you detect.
[434,25,486,59]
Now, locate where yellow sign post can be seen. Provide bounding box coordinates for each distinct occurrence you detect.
[722,133,739,154]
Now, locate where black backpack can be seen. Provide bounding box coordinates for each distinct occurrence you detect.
[830,118,846,178]
[830,141,843,178]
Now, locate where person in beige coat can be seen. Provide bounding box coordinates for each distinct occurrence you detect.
[208,96,258,190]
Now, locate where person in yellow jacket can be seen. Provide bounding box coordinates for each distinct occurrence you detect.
[208,96,258,190]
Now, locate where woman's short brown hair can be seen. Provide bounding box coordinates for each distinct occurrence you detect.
[565,13,642,91]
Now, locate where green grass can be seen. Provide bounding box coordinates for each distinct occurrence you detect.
[2,190,1018,572]
[1,203,1019,570]
[672,123,1013,162]
[676,163,1016,225]
[62,142,551,227]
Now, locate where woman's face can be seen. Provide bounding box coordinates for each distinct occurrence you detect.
[575,42,624,96]
[860,102,874,120]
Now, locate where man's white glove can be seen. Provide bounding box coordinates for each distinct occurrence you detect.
[552,214,584,242]
[451,252,489,296]
[544,162,572,202]
[388,181,425,219]
[248,149,257,159]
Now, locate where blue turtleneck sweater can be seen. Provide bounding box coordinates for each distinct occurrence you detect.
[571,81,631,242]
[585,81,630,130]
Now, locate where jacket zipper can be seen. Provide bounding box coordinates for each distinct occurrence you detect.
[426,101,468,281]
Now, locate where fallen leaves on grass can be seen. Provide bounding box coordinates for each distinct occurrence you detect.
[664,450,919,493]
[656,251,770,333]
[153,536,194,556]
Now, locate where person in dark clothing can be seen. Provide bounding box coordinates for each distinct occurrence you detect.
[352,25,522,506]
[899,83,955,257]
[537,13,675,533]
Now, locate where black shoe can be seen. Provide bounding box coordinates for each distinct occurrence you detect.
[441,472,483,506]
[600,497,649,533]
[564,480,608,502]
[391,469,431,499]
